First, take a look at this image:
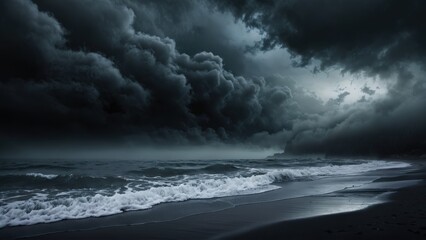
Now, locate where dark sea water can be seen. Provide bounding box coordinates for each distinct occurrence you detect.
[0,158,410,228]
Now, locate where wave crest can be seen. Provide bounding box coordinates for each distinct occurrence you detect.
[0,160,410,227]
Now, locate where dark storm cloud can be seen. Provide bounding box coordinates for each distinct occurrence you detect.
[285,64,426,157]
[35,0,254,75]
[119,0,257,75]
[286,88,426,157]
[212,0,426,157]
[3,0,426,158]
[0,0,295,149]
[0,0,149,136]
[214,0,426,76]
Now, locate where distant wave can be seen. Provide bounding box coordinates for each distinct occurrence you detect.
[203,164,239,173]
[0,164,75,171]
[0,160,409,228]
[0,174,128,190]
[128,164,239,177]
[25,173,58,179]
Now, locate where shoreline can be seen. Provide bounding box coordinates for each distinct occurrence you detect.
[0,159,423,240]
[223,164,426,239]
[0,161,426,239]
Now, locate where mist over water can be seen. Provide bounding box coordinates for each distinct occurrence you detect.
[3,145,280,161]
[0,158,409,228]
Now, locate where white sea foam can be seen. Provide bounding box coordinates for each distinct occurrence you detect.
[25,173,58,179]
[260,160,411,182]
[0,161,410,227]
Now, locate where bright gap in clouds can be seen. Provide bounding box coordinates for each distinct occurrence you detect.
[315,72,389,104]
[242,46,388,106]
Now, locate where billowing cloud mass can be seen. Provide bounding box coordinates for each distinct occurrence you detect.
[1,0,426,158]
[213,0,426,157]
[0,0,295,153]
[214,0,426,75]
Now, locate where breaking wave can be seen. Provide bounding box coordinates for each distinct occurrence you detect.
[0,160,410,227]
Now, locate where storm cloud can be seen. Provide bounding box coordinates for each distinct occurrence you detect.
[213,0,426,157]
[286,87,426,157]
[1,0,426,158]
[214,0,426,76]
[0,0,295,152]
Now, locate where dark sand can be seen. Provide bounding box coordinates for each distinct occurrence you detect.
[223,165,426,240]
[1,160,425,240]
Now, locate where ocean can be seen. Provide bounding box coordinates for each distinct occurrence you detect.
[0,157,410,228]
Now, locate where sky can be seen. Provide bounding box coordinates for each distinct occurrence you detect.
[1,0,426,159]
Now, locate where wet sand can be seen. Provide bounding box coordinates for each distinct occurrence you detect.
[223,167,426,240]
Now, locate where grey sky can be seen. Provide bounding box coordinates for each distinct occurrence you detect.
[1,0,425,158]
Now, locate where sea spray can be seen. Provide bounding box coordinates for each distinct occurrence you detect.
[0,160,409,227]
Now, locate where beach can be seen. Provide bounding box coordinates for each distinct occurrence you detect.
[225,162,426,240]
[3,1,426,239]
[0,159,424,240]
